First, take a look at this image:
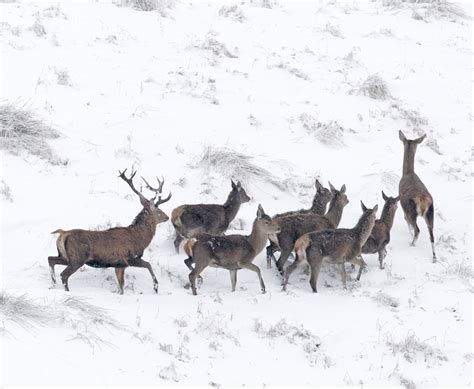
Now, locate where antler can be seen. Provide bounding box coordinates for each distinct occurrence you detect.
[141,175,172,206]
[118,168,149,206]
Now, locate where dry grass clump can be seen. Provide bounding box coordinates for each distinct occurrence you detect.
[31,18,46,37]
[118,0,175,16]
[1,180,13,202]
[386,331,448,366]
[380,0,468,20]
[192,145,288,190]
[219,4,245,23]
[357,74,391,100]
[0,292,57,331]
[299,114,346,147]
[0,101,65,164]
[197,33,239,59]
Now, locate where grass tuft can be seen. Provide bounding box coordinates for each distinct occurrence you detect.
[0,101,65,164]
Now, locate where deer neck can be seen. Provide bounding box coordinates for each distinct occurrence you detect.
[402,145,416,176]
[352,213,375,247]
[130,208,156,245]
[325,198,344,227]
[223,189,241,222]
[310,195,327,215]
[380,205,396,231]
[248,221,269,255]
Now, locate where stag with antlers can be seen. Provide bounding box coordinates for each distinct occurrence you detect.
[48,168,171,294]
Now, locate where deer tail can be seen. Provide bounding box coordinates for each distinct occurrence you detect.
[294,234,311,263]
[184,237,198,258]
[171,207,184,227]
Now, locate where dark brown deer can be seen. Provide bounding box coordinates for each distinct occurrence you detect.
[266,179,333,268]
[267,182,349,274]
[361,191,399,269]
[398,130,436,260]
[171,180,250,253]
[186,205,280,295]
[283,201,378,293]
[48,168,171,294]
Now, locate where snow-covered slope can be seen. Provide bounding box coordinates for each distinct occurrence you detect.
[1,0,472,386]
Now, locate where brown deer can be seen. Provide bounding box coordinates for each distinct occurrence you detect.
[283,201,378,293]
[48,168,171,294]
[186,205,280,295]
[171,180,250,254]
[361,191,399,269]
[398,130,436,260]
[267,182,349,274]
[266,179,333,268]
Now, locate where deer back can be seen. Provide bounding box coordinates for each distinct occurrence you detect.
[172,180,250,238]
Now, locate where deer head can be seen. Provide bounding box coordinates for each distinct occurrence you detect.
[231,179,251,203]
[118,168,172,225]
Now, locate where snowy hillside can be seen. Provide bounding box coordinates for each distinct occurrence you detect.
[1,0,472,386]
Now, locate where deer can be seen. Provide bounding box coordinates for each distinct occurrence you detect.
[267,182,349,274]
[398,130,436,260]
[185,205,280,295]
[48,168,171,294]
[283,201,378,293]
[265,179,333,268]
[361,191,399,269]
[171,180,250,255]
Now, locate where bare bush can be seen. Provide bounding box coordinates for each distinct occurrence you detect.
[118,0,175,16]
[254,319,321,364]
[0,101,65,164]
[1,180,13,202]
[324,22,344,38]
[194,32,238,65]
[251,0,278,9]
[356,74,391,100]
[386,331,448,366]
[31,18,46,37]
[158,362,180,382]
[55,68,72,86]
[192,145,288,190]
[372,291,400,308]
[219,4,245,23]
[299,114,346,147]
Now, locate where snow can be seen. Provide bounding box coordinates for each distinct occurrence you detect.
[0,0,472,387]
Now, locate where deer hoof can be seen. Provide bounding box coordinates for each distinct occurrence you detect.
[153,284,158,294]
[261,288,266,294]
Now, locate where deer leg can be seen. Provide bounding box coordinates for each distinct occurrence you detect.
[405,200,420,246]
[60,262,82,292]
[128,257,158,294]
[350,256,367,281]
[238,262,266,294]
[378,247,387,270]
[266,243,278,269]
[282,253,305,291]
[115,267,125,294]
[174,234,183,254]
[276,248,293,275]
[424,204,436,261]
[339,263,347,290]
[309,258,323,293]
[229,270,237,292]
[48,256,68,285]
[189,262,208,296]
[184,257,203,286]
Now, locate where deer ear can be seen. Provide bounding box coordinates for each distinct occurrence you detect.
[328,181,336,193]
[236,180,242,188]
[382,191,388,201]
[415,134,426,144]
[399,130,407,143]
[373,204,379,213]
[231,179,236,189]
[340,184,346,194]
[394,196,400,202]
[315,179,323,192]
[360,200,368,212]
[257,204,264,219]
